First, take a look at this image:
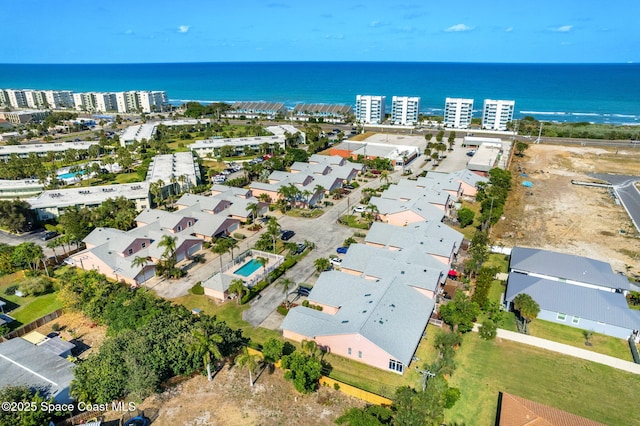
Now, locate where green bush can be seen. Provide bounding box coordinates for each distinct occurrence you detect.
[18,276,54,296]
[277,305,289,316]
[233,233,246,240]
[4,285,18,296]
[333,382,340,391]
[302,300,310,307]
[350,181,360,188]
[189,282,204,295]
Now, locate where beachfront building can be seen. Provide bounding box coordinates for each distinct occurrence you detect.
[0,109,50,125]
[444,98,474,129]
[73,90,168,113]
[329,140,419,168]
[482,99,515,131]
[0,141,99,162]
[291,103,353,123]
[355,95,386,124]
[0,89,28,109]
[0,89,74,110]
[391,96,420,126]
[225,102,288,120]
[27,183,151,221]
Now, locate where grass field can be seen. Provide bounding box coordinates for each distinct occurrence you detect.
[446,333,640,426]
[0,272,64,329]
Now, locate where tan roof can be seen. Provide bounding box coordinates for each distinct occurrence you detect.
[497,392,606,426]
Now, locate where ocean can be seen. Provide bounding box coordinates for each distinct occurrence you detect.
[0,62,639,125]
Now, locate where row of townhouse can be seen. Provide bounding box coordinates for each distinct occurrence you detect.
[0,88,168,113]
[68,186,269,286]
[282,220,464,375]
[367,170,488,226]
[249,154,363,207]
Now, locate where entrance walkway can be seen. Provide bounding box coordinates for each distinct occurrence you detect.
[477,325,640,375]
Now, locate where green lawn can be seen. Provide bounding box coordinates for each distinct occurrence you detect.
[484,253,509,272]
[0,273,64,329]
[528,319,632,361]
[171,294,280,345]
[114,172,143,184]
[446,333,640,426]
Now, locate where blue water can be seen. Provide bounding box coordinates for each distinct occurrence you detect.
[58,170,86,179]
[234,259,262,277]
[1,62,639,125]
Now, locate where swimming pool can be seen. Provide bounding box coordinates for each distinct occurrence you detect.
[58,170,86,179]
[234,259,262,277]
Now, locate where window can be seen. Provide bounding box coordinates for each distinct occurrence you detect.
[572,316,580,325]
[177,225,182,232]
[127,248,133,255]
[557,312,566,321]
[389,359,404,373]
[358,351,362,359]
[347,348,351,356]
[141,242,146,248]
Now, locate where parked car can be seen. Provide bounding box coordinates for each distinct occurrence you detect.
[294,242,307,255]
[330,257,342,267]
[336,246,348,254]
[41,231,58,241]
[281,230,295,241]
[343,184,355,190]
[466,150,476,157]
[352,206,366,213]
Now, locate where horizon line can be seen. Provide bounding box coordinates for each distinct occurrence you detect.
[0,60,636,66]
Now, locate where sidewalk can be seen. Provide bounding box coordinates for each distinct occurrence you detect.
[476,325,640,375]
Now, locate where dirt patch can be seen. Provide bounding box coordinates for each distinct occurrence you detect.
[493,144,640,274]
[119,366,364,426]
[33,311,107,359]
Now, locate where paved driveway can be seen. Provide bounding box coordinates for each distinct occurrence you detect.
[589,173,640,232]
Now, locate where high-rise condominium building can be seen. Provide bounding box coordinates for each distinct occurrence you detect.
[391,96,420,125]
[482,99,515,131]
[444,98,474,129]
[355,95,386,124]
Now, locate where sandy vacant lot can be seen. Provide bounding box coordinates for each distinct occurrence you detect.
[493,144,640,274]
[126,366,364,426]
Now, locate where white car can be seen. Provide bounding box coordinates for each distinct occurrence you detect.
[329,257,342,267]
[352,206,366,213]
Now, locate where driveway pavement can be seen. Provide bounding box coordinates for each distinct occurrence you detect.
[474,325,640,375]
[589,173,640,233]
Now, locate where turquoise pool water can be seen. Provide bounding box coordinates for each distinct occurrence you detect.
[58,170,86,179]
[234,259,262,277]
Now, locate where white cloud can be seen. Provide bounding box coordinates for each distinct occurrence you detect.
[370,20,381,28]
[505,27,513,32]
[445,24,473,32]
[178,25,190,33]
[552,25,572,32]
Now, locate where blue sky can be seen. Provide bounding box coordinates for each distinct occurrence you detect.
[2,0,637,63]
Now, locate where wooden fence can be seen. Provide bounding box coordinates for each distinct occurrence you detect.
[1,309,64,341]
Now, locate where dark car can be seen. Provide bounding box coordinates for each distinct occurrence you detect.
[41,231,58,241]
[281,230,295,241]
[336,246,348,254]
[343,184,355,190]
[294,242,307,255]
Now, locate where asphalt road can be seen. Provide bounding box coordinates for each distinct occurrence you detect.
[589,173,640,233]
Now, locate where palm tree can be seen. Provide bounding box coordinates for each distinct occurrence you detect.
[228,279,249,304]
[301,189,313,208]
[513,293,540,334]
[301,339,319,358]
[46,239,59,258]
[266,217,281,253]
[158,234,178,272]
[212,238,231,271]
[256,256,269,274]
[130,255,149,269]
[314,257,331,273]
[379,171,390,186]
[276,277,295,307]
[257,193,271,203]
[187,327,223,381]
[235,347,262,387]
[246,202,260,220]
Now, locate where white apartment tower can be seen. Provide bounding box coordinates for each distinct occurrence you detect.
[444,98,474,129]
[391,96,420,125]
[355,95,386,124]
[482,99,515,131]
[138,91,168,113]
[5,89,28,109]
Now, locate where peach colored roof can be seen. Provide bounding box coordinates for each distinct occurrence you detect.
[498,392,606,426]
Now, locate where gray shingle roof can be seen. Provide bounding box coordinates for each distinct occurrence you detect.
[0,338,74,403]
[510,247,630,291]
[282,272,434,365]
[365,221,463,259]
[505,273,640,330]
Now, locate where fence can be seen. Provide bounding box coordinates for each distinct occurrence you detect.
[1,309,64,341]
